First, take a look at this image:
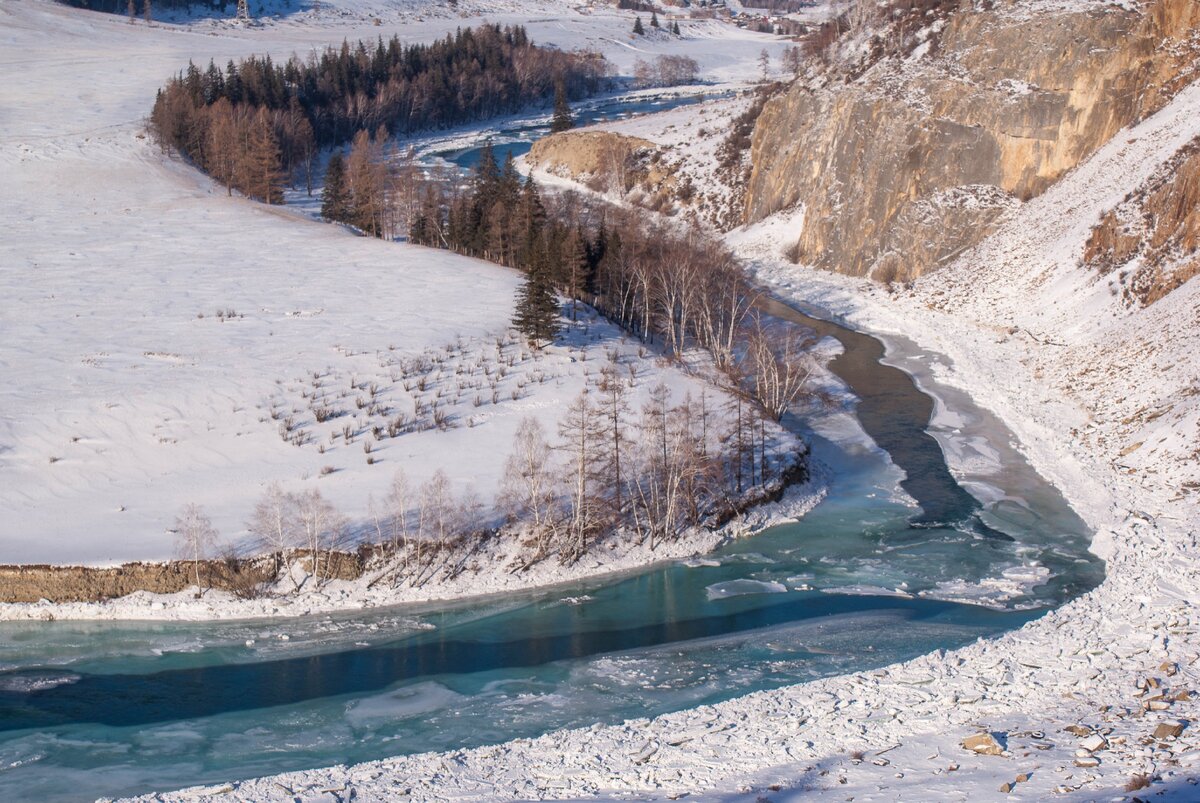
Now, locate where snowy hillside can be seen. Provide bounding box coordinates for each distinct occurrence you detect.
[0,0,788,566]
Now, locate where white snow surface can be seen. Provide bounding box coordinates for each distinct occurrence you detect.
[0,0,790,569]
[127,32,1200,803]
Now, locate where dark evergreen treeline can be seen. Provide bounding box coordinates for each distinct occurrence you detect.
[409,143,755,373]
[149,25,610,202]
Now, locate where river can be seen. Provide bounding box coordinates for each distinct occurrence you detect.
[0,290,1102,800]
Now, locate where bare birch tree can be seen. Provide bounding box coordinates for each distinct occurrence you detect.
[294,488,346,586]
[247,483,301,589]
[498,417,559,564]
[745,315,818,421]
[385,468,413,578]
[174,503,219,595]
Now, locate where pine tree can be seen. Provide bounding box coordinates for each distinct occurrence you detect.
[549,81,574,134]
[321,152,350,222]
[562,226,591,321]
[513,261,560,348]
[672,20,681,36]
[633,16,645,35]
[474,140,500,191]
[516,175,547,270]
[650,10,659,29]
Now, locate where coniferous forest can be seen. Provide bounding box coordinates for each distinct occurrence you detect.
[149,25,610,203]
[408,143,788,396]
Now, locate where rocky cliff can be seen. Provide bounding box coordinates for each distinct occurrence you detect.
[1084,135,1200,306]
[745,0,1200,281]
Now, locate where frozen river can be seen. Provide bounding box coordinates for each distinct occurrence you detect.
[0,299,1102,801]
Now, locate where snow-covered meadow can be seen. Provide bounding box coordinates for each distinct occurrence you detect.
[0,0,790,568]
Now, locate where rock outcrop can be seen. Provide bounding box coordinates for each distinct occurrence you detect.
[1084,135,1200,306]
[527,130,677,204]
[745,0,1200,281]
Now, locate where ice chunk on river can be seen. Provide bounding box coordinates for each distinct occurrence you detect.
[705,579,788,600]
[345,681,464,726]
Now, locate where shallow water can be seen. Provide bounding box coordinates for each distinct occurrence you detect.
[432,91,718,172]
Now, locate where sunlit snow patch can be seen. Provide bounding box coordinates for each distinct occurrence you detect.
[920,563,1051,610]
[345,681,464,726]
[819,585,913,598]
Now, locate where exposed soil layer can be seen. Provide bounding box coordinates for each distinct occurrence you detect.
[0,552,364,604]
[0,450,809,607]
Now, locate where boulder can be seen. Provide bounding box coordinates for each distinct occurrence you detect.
[1153,721,1185,739]
[962,732,1006,756]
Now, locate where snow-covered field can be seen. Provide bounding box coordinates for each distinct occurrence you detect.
[0,0,788,568]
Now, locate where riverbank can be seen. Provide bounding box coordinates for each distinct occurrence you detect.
[131,81,1200,801]
[0,454,824,623]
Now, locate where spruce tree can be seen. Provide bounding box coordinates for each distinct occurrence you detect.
[321,152,349,222]
[633,16,645,35]
[550,81,574,134]
[672,20,681,36]
[513,262,561,348]
[516,175,547,270]
[650,10,659,29]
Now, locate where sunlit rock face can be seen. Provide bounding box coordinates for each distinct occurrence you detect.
[745,0,1200,282]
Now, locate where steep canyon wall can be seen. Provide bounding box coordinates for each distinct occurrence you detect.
[745,0,1200,281]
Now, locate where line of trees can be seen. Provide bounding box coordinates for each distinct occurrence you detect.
[319,128,422,238]
[632,55,699,88]
[409,144,765,377]
[179,360,803,596]
[149,25,610,203]
[499,373,797,566]
[234,376,802,595]
[59,0,230,15]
